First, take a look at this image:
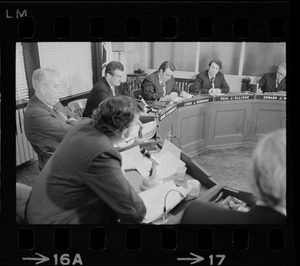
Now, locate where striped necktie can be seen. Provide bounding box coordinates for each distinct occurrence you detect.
[161,83,166,97]
[53,106,67,121]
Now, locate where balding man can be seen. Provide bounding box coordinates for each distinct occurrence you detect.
[24,68,80,170]
[259,63,286,93]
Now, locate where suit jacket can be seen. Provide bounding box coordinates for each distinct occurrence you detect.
[83,77,130,117]
[189,70,230,94]
[259,72,286,93]
[141,71,181,100]
[24,95,79,169]
[25,119,146,224]
[180,200,286,224]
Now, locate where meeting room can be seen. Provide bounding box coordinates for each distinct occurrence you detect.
[14,41,286,225]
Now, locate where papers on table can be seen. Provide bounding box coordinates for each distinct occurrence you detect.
[120,138,185,180]
[120,145,152,177]
[139,180,187,223]
[114,120,157,148]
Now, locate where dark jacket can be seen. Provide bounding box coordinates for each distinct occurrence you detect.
[189,70,230,94]
[26,119,146,224]
[259,72,286,93]
[181,200,286,224]
[141,71,181,100]
[83,77,130,117]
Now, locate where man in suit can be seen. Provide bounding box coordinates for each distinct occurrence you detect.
[83,61,130,117]
[141,61,183,101]
[189,59,230,95]
[259,63,286,93]
[24,68,80,170]
[181,128,286,224]
[25,96,146,224]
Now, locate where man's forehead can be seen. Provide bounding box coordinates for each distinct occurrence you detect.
[164,68,173,75]
[210,62,220,69]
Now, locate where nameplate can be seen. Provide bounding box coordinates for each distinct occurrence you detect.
[158,105,178,122]
[214,94,255,101]
[179,97,213,108]
[255,94,287,101]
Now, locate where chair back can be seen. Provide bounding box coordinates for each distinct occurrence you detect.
[131,88,143,99]
[31,143,54,171]
[16,182,32,223]
[137,75,147,89]
[68,99,87,117]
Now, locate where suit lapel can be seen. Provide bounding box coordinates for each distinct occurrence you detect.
[154,71,163,95]
[102,77,113,96]
[32,95,66,120]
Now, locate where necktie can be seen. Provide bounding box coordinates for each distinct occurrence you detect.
[210,77,215,89]
[161,83,166,97]
[276,79,280,88]
[53,106,67,121]
[111,87,116,96]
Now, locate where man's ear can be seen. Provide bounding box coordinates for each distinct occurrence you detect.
[121,127,130,139]
[39,85,47,94]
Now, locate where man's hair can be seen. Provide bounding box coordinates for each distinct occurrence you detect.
[105,61,124,76]
[158,61,176,72]
[92,96,144,137]
[32,68,59,91]
[252,128,286,208]
[277,63,286,76]
[208,59,222,69]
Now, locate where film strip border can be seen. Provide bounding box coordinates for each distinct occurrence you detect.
[0,2,290,41]
[0,1,294,265]
[0,225,292,264]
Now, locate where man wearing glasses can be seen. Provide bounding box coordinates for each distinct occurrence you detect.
[258,63,286,93]
[83,61,130,117]
[189,59,230,95]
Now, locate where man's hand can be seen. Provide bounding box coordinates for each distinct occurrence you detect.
[208,88,222,95]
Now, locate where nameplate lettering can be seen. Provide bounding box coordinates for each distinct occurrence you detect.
[180,97,212,108]
[214,94,255,101]
[158,105,178,122]
[255,94,287,101]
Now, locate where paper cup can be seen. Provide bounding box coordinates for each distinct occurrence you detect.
[176,165,187,181]
[187,179,200,197]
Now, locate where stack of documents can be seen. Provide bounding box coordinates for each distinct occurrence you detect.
[139,180,187,223]
[114,120,157,148]
[120,139,185,179]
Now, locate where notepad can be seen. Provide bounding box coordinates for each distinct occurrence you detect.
[139,180,187,223]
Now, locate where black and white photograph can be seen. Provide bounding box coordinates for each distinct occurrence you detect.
[15,41,286,225]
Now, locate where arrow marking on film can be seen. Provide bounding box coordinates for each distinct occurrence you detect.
[22,252,50,265]
[177,252,205,265]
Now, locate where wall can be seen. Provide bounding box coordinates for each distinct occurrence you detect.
[242,42,286,76]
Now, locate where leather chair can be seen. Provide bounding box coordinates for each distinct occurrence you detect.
[31,143,54,171]
[131,88,143,99]
[16,182,32,224]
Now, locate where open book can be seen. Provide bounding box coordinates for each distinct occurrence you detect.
[139,180,187,224]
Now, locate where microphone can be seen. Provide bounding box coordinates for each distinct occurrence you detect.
[162,189,185,221]
[140,148,160,165]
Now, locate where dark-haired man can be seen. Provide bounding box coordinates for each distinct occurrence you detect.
[189,59,230,94]
[141,61,183,101]
[83,61,130,117]
[26,96,146,224]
